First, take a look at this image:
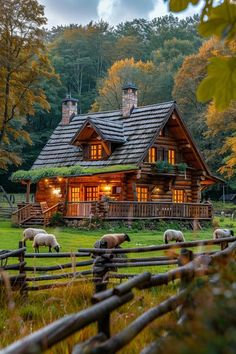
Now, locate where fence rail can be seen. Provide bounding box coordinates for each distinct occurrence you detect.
[2,239,236,354]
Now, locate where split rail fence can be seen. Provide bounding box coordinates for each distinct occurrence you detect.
[0,237,236,294]
[1,238,236,354]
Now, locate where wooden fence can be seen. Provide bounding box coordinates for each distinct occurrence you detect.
[1,236,236,294]
[1,238,236,354]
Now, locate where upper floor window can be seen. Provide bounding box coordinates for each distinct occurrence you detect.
[173,189,184,203]
[168,149,176,165]
[148,147,157,163]
[90,144,102,160]
[136,186,148,202]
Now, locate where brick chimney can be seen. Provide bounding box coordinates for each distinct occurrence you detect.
[122,82,138,117]
[61,95,78,125]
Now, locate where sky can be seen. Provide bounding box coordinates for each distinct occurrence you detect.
[39,0,203,28]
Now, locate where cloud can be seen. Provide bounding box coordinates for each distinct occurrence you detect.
[97,0,156,24]
[39,0,99,27]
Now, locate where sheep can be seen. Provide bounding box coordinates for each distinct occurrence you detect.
[22,228,47,242]
[213,228,234,239]
[93,233,131,249]
[33,233,60,253]
[163,229,185,244]
[99,233,130,249]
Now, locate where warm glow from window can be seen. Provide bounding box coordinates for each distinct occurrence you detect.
[173,189,184,203]
[90,144,102,160]
[137,187,148,202]
[85,186,98,201]
[168,149,176,164]
[70,187,80,202]
[148,147,156,163]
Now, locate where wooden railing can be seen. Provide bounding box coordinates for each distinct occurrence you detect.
[66,202,97,218]
[11,204,33,225]
[42,203,59,226]
[106,201,212,220]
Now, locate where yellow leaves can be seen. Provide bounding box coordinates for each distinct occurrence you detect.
[0,149,21,170]
[199,1,236,41]
[197,56,236,110]
[169,0,200,12]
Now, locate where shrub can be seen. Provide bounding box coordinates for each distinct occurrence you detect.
[50,212,65,226]
[156,160,174,173]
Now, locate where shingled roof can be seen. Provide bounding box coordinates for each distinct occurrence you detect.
[32,101,176,169]
[70,116,126,144]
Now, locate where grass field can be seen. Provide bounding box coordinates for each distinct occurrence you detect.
[0,217,236,353]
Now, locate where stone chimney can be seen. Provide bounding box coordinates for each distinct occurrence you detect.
[61,95,78,125]
[122,82,138,117]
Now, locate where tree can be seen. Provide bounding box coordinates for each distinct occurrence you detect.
[0,0,56,170]
[166,0,236,110]
[91,58,158,111]
[173,38,235,180]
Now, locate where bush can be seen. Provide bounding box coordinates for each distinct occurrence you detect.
[50,212,65,226]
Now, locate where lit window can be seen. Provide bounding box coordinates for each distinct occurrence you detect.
[168,149,176,165]
[148,147,157,163]
[69,187,80,202]
[173,190,184,203]
[90,144,102,160]
[85,186,98,201]
[137,187,148,202]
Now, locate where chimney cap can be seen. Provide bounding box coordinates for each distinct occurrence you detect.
[122,82,137,91]
[62,94,78,103]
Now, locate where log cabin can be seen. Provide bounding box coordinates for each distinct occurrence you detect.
[12,83,220,226]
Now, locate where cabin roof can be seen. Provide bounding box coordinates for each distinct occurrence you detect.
[32,101,176,169]
[31,101,218,182]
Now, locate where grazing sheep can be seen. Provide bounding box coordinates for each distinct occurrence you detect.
[163,229,185,244]
[33,233,60,253]
[213,228,234,239]
[22,228,47,242]
[94,233,131,249]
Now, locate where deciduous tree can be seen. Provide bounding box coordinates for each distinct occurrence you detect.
[0,0,56,170]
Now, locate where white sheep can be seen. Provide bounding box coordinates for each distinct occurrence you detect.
[22,228,47,242]
[213,228,234,239]
[163,229,185,244]
[94,233,131,249]
[33,233,60,253]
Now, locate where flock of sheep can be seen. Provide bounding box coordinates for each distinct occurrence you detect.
[22,227,234,253]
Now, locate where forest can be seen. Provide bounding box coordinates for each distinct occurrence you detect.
[0,8,235,195]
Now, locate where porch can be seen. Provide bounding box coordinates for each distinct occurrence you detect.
[12,201,212,226]
[66,201,212,220]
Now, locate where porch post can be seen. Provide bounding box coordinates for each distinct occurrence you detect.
[26,181,31,204]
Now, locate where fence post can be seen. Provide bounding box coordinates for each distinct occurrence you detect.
[177,248,194,324]
[93,252,112,338]
[18,241,28,300]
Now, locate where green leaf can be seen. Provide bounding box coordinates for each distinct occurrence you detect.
[199,2,236,40]
[197,56,236,110]
[169,0,200,12]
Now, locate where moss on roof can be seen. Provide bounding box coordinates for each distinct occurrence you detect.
[11,165,138,183]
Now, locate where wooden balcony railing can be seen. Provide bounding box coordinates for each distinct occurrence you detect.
[106,201,212,220]
[66,202,97,218]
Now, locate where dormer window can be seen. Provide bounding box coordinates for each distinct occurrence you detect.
[90,144,102,160]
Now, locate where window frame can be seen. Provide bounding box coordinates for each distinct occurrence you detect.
[136,186,149,202]
[173,189,185,203]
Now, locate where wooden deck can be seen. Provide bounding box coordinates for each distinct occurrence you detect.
[66,201,212,220]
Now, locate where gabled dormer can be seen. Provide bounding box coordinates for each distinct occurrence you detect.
[70,117,125,161]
